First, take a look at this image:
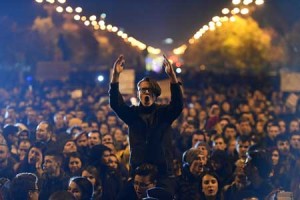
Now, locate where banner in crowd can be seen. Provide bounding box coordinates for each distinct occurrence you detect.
[110,69,135,95]
[280,72,300,92]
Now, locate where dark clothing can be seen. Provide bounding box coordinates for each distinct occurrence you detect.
[38,173,69,200]
[174,167,201,200]
[117,180,138,200]
[0,157,16,180]
[109,82,183,175]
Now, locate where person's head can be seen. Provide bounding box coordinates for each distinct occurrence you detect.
[194,141,210,158]
[290,132,300,150]
[68,176,93,200]
[74,131,88,148]
[107,154,119,170]
[49,191,76,200]
[275,134,290,155]
[43,151,63,177]
[102,133,114,146]
[27,142,46,165]
[238,117,252,136]
[200,171,220,198]
[236,135,251,159]
[53,113,65,128]
[191,131,206,147]
[17,139,31,161]
[278,119,286,134]
[9,173,39,200]
[106,113,118,128]
[88,130,101,148]
[133,164,158,199]
[244,148,272,185]
[267,122,280,140]
[36,121,53,142]
[223,123,237,140]
[0,142,9,165]
[63,140,78,155]
[289,119,300,134]
[184,148,207,176]
[67,152,83,175]
[89,144,111,167]
[270,148,280,166]
[212,135,227,151]
[137,77,161,107]
[81,165,101,187]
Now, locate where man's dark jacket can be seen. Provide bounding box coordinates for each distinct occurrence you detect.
[109,82,183,175]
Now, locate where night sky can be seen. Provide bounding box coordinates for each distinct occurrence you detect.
[1,0,300,50]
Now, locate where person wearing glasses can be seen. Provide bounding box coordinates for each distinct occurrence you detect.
[109,55,183,182]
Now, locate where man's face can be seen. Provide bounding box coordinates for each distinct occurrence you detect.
[0,145,8,164]
[224,127,236,139]
[192,134,205,147]
[277,140,290,155]
[36,123,50,142]
[138,81,156,107]
[88,132,101,148]
[290,135,300,149]
[289,121,299,133]
[77,134,88,147]
[43,156,60,176]
[236,141,250,158]
[213,138,227,151]
[268,126,280,140]
[134,175,155,199]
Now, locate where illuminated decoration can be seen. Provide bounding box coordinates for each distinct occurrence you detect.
[172,0,264,54]
[34,0,263,56]
[145,55,164,73]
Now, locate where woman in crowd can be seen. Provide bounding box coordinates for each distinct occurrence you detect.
[199,171,221,200]
[68,176,94,200]
[81,165,103,200]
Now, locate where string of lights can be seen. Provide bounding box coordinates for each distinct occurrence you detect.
[34,0,264,56]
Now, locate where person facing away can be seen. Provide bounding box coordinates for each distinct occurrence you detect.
[109,55,183,176]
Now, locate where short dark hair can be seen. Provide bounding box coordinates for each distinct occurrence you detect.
[134,163,158,183]
[9,173,38,200]
[137,77,161,97]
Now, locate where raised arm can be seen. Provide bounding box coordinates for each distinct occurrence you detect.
[163,54,178,84]
[111,55,125,83]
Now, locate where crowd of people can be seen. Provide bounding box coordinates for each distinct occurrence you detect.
[0,59,299,199]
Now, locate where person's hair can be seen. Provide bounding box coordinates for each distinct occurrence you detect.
[88,130,102,139]
[236,135,251,144]
[39,121,54,134]
[9,173,38,200]
[222,123,237,133]
[275,133,289,144]
[69,176,94,200]
[49,191,76,200]
[134,163,158,184]
[82,165,102,187]
[44,150,63,166]
[192,130,206,142]
[199,170,221,198]
[65,152,84,173]
[247,148,272,179]
[137,77,161,97]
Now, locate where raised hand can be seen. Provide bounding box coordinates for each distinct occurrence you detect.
[163,54,178,83]
[111,55,125,83]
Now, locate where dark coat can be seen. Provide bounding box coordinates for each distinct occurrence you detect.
[109,83,183,175]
